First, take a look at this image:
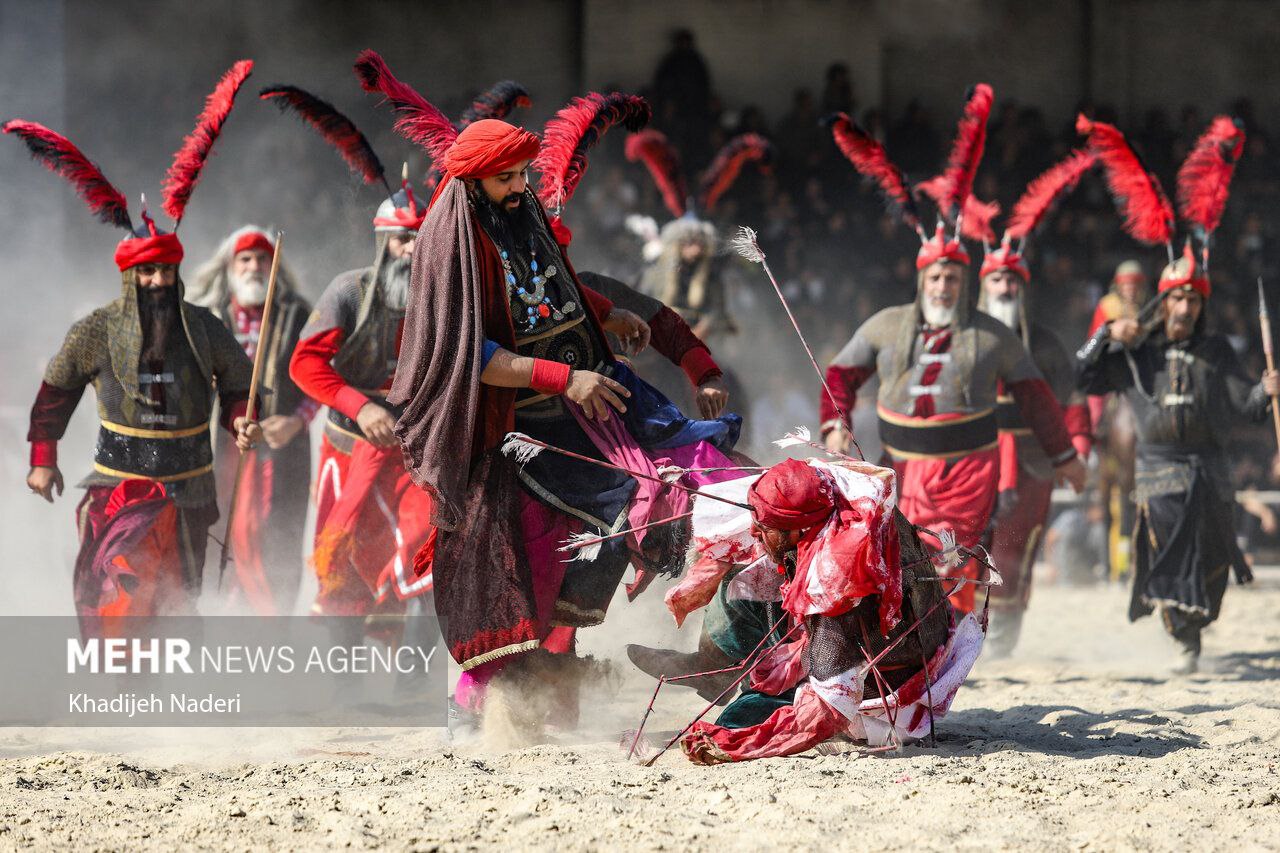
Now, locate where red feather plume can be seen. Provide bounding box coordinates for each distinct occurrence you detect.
[260,85,386,187]
[534,92,651,210]
[697,133,773,213]
[1077,113,1174,247]
[827,113,919,228]
[1006,148,1097,240]
[625,129,688,218]
[1176,115,1245,238]
[460,80,532,129]
[914,176,999,241]
[936,83,993,219]
[354,50,457,164]
[162,59,254,224]
[3,119,131,230]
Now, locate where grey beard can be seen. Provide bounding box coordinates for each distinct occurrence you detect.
[921,301,957,328]
[229,271,267,307]
[382,256,412,310]
[987,296,1020,330]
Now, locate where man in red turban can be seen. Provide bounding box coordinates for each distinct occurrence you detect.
[390,119,744,725]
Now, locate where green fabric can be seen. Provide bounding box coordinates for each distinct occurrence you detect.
[715,687,795,729]
[703,565,794,729]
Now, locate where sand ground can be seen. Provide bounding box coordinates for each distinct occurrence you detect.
[3,577,1280,851]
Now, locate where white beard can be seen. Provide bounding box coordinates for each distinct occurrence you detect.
[229,271,267,307]
[986,295,1020,330]
[382,256,412,311]
[920,300,957,328]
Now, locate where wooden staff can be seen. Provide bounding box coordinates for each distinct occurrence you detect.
[218,231,285,586]
[1258,278,1280,448]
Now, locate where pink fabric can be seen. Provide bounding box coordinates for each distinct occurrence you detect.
[567,401,741,556]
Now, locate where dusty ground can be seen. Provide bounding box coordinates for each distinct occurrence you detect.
[3,577,1280,851]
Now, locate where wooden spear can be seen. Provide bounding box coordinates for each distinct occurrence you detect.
[1259,278,1280,449]
[218,231,285,587]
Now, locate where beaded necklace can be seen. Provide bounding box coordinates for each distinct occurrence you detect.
[502,237,576,332]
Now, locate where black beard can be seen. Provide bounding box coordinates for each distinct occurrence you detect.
[474,188,535,253]
[138,286,179,363]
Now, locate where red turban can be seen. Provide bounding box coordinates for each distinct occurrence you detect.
[113,233,184,271]
[748,458,836,531]
[232,230,274,258]
[442,118,540,180]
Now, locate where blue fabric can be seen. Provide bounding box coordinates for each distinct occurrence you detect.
[514,360,742,536]
[480,338,501,369]
[611,362,742,453]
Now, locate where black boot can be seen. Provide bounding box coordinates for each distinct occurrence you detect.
[626,630,740,705]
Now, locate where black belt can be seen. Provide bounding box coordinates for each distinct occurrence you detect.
[878,408,998,459]
[995,395,1026,432]
[93,421,213,482]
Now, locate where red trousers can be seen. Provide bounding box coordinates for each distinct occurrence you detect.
[894,448,999,614]
[311,434,436,617]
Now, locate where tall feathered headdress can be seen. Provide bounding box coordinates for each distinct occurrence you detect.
[625,129,689,217]
[1079,112,1244,295]
[828,83,994,271]
[5,59,253,271]
[697,133,773,214]
[259,84,392,197]
[978,148,1098,283]
[459,81,532,130]
[354,50,458,165]
[625,128,775,232]
[533,92,651,212]
[163,59,255,225]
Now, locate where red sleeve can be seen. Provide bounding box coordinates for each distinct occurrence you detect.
[647,305,722,386]
[578,284,615,327]
[998,431,1019,492]
[1007,378,1074,463]
[219,395,250,435]
[1064,401,1093,459]
[820,365,872,433]
[288,327,369,421]
[27,381,85,468]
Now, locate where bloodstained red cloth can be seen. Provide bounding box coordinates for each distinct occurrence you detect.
[748,458,836,531]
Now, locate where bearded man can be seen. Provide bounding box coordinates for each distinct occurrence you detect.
[822,232,1087,614]
[8,63,260,637]
[390,119,743,718]
[188,226,314,614]
[289,184,434,621]
[977,251,1092,656]
[24,216,259,636]
[1079,248,1280,672]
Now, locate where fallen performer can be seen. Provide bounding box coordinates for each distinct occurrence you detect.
[630,456,984,763]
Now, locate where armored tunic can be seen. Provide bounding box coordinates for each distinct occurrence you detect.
[33,294,253,508]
